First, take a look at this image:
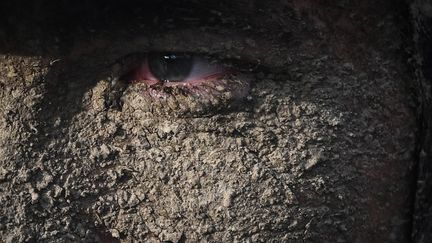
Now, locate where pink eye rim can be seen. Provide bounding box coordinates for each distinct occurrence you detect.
[122,52,232,87]
[114,51,251,115]
[107,52,256,116]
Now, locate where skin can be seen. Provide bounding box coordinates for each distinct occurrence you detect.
[0,0,419,242]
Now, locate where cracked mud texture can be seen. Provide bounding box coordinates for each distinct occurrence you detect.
[0,0,419,242]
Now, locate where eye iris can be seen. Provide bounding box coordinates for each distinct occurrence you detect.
[148,53,193,82]
[116,52,251,116]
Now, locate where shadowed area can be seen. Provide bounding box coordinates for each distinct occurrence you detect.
[0,1,422,242]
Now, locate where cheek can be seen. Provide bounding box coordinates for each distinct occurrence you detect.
[66,85,340,240]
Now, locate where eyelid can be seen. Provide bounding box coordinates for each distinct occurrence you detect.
[86,29,291,74]
[108,54,251,116]
[109,51,263,82]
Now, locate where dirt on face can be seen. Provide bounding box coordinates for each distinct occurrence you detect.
[0,1,418,242]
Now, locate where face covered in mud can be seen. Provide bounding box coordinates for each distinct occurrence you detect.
[0,1,417,242]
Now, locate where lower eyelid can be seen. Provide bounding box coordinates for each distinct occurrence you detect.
[118,74,251,117]
[109,52,254,116]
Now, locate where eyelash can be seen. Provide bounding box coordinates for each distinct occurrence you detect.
[126,53,230,86]
[111,52,260,80]
[106,52,253,116]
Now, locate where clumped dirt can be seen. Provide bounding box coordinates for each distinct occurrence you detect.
[0,1,419,242]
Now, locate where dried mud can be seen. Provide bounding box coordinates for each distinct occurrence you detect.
[0,1,419,242]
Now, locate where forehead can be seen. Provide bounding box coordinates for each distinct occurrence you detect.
[0,0,404,61]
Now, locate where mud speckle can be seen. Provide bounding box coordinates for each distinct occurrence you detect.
[0,1,418,242]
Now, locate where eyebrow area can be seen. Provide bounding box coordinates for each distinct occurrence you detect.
[0,0,290,58]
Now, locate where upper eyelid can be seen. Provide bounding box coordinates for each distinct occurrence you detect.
[149,31,291,69]
[107,52,277,85]
[94,29,291,70]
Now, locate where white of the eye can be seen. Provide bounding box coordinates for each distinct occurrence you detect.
[184,57,225,82]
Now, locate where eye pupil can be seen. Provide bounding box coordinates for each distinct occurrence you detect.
[148,53,193,82]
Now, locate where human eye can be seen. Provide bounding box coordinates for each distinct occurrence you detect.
[135,53,228,85]
[108,51,253,117]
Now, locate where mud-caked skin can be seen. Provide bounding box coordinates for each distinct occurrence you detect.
[0,1,418,242]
